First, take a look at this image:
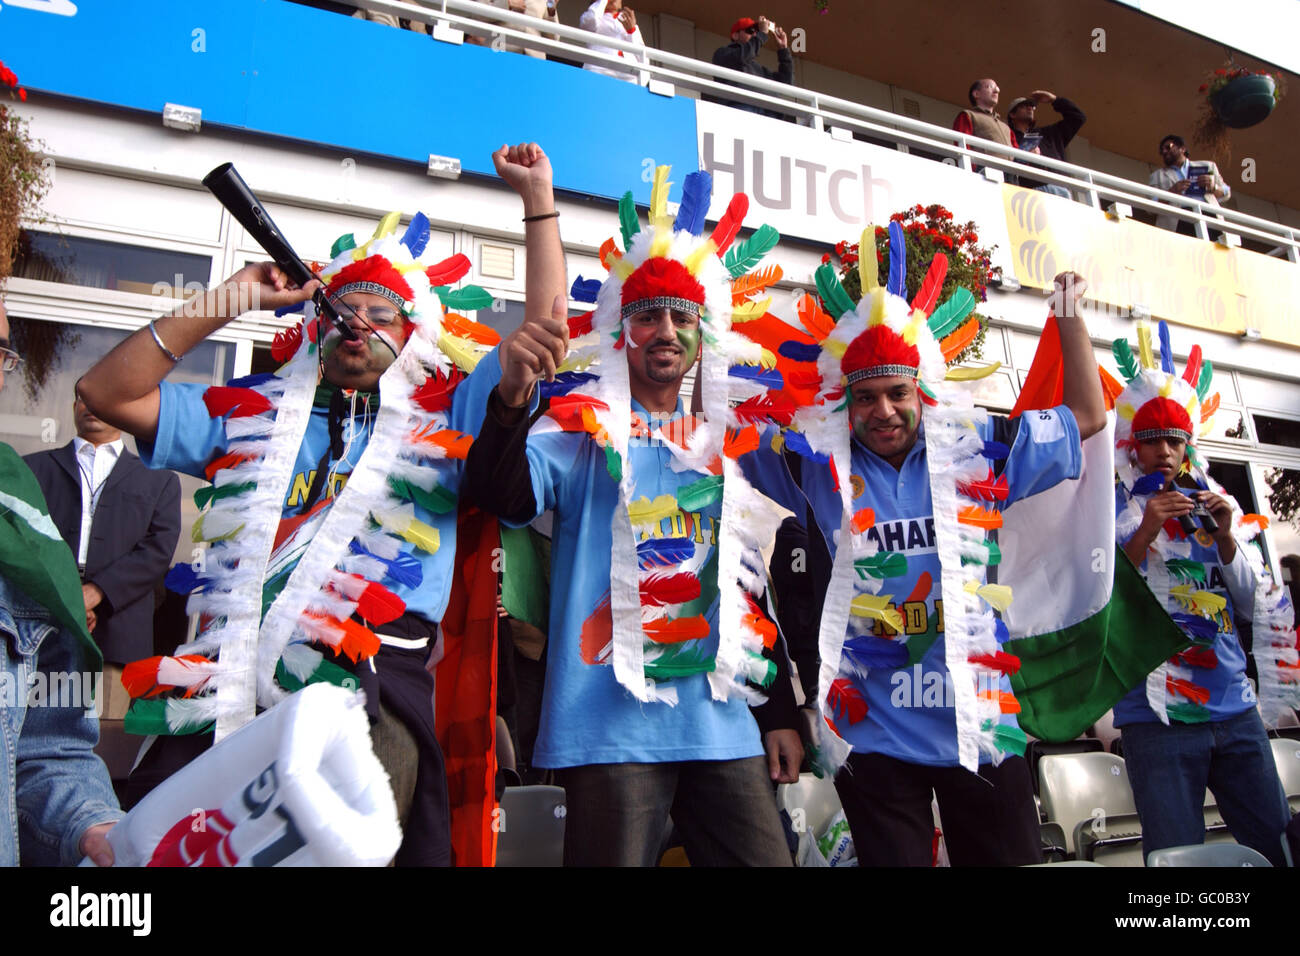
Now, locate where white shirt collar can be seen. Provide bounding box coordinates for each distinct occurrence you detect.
[73,436,124,460]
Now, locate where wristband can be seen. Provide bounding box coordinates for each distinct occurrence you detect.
[522,211,560,223]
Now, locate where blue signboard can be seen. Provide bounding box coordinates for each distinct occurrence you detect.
[1,0,698,203]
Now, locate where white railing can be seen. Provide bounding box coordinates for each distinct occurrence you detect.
[338,0,1300,260]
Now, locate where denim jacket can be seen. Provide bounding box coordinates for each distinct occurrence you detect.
[0,573,122,866]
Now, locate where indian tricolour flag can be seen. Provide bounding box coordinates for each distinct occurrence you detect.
[996,317,1188,741]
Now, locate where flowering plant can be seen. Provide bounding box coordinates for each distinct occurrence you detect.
[1198,66,1286,104]
[2,59,48,286]
[823,203,999,363]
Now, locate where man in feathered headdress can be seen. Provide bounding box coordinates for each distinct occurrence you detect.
[789,244,1107,866]
[1110,321,1295,866]
[76,144,557,866]
[465,163,808,865]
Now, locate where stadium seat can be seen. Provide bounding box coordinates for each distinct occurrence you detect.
[1271,736,1300,812]
[495,785,566,867]
[1038,752,1143,864]
[1147,843,1272,867]
[1025,737,1104,795]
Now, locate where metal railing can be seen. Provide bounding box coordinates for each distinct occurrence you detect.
[343,0,1299,260]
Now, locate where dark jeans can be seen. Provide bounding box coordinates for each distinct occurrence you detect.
[1120,708,1290,867]
[557,757,793,866]
[834,752,1041,866]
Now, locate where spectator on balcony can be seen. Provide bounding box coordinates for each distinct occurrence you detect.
[1006,91,1086,199]
[579,0,646,83]
[465,0,561,59]
[710,16,794,117]
[1149,134,1231,234]
[351,8,430,34]
[953,78,1017,149]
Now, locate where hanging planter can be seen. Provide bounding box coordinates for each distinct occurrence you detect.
[1193,64,1286,164]
[1210,73,1278,128]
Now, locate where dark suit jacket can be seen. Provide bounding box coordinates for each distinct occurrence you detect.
[24,442,181,664]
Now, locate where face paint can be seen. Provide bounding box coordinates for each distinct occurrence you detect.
[675,326,700,366]
[902,407,917,434]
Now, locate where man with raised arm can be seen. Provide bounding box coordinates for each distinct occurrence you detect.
[76,145,558,865]
[465,165,804,866]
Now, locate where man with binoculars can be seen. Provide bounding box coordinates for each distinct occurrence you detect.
[1111,322,1291,867]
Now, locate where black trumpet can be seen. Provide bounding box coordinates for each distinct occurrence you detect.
[201,163,358,341]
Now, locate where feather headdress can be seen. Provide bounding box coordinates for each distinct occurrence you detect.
[786,222,1016,774]
[1110,321,1297,727]
[546,166,798,706]
[126,213,497,740]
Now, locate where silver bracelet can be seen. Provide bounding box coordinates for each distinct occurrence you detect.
[149,319,182,363]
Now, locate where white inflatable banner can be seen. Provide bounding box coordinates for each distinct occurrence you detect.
[91,684,401,867]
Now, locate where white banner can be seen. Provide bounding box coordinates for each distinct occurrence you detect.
[695,100,1014,273]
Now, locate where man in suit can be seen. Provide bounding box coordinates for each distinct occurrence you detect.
[1148,133,1231,234]
[25,395,181,718]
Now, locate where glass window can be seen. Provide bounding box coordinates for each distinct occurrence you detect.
[0,317,232,566]
[1260,465,1300,564]
[13,230,211,297]
[1204,405,1249,442]
[1251,413,1300,450]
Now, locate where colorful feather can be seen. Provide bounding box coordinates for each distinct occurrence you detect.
[851,507,876,535]
[926,287,976,341]
[708,193,748,255]
[725,224,780,278]
[886,221,906,296]
[815,263,856,320]
[1170,585,1227,616]
[960,538,1002,567]
[1157,321,1175,374]
[164,563,204,595]
[1164,557,1206,583]
[628,494,680,527]
[777,341,821,363]
[424,253,472,286]
[568,310,595,338]
[795,294,836,343]
[858,225,879,293]
[438,285,494,312]
[440,313,500,345]
[637,536,695,570]
[957,468,1009,502]
[732,393,797,426]
[540,371,599,398]
[649,165,672,229]
[980,689,1022,714]
[409,426,473,460]
[202,386,274,420]
[570,276,601,303]
[618,190,641,249]
[1197,360,1213,401]
[1137,323,1155,370]
[1182,344,1202,389]
[728,364,783,389]
[643,615,710,644]
[1173,645,1218,669]
[399,212,431,258]
[388,476,457,515]
[958,505,1003,530]
[674,170,712,235]
[1199,392,1219,423]
[843,635,907,670]
[828,677,870,725]
[724,425,760,458]
[640,572,702,608]
[853,551,908,580]
[990,723,1028,756]
[731,264,784,303]
[327,572,406,625]
[982,440,1010,462]
[1166,676,1211,705]
[1131,472,1167,496]
[849,593,904,634]
[193,481,256,511]
[969,651,1021,675]
[1111,337,1140,383]
[676,474,724,512]
[940,317,980,362]
[782,430,830,463]
[123,654,215,699]
[910,253,948,317]
[1165,702,1212,723]
[966,580,1013,611]
[271,324,303,362]
[411,368,463,413]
